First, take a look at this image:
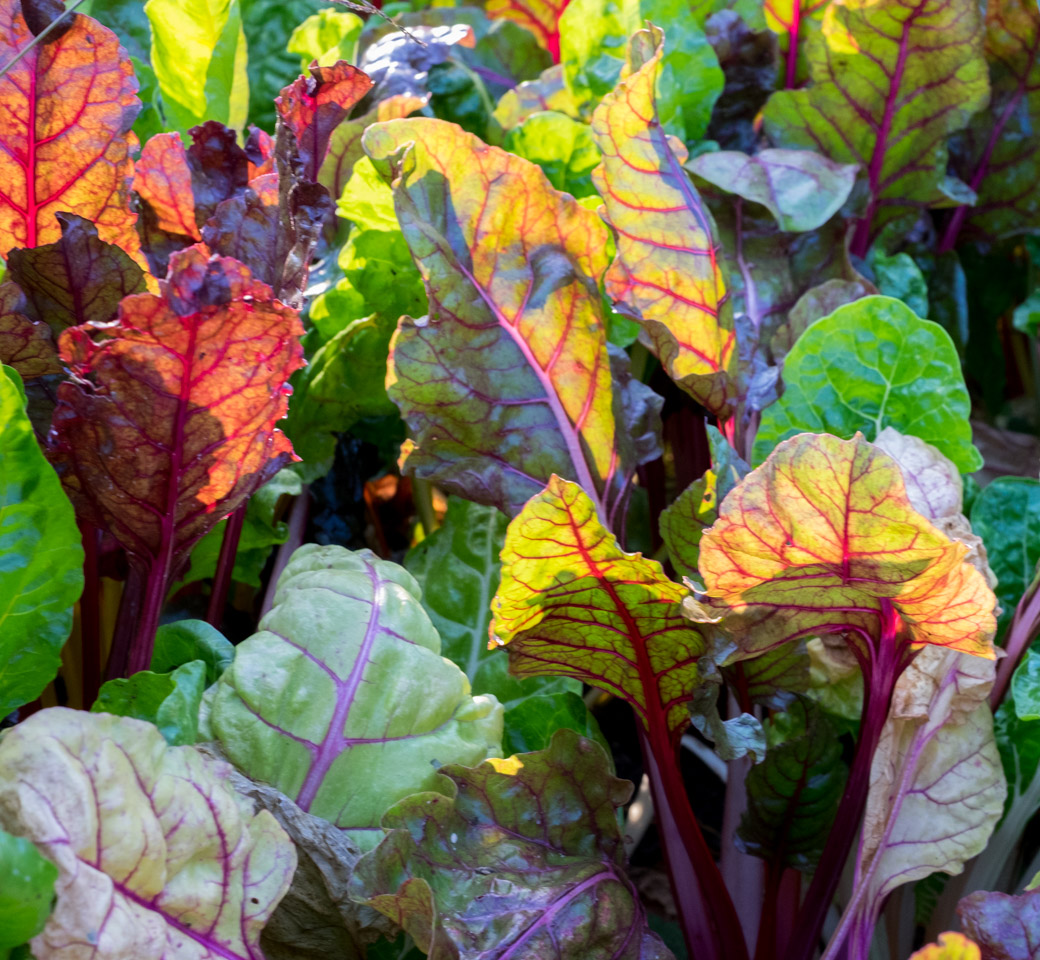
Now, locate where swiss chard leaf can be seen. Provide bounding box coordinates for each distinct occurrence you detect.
[0,283,60,381]
[210,544,504,850]
[484,0,570,60]
[959,888,1040,959]
[0,828,57,955]
[504,110,602,198]
[752,296,983,473]
[910,932,983,959]
[150,618,235,684]
[288,9,363,70]
[0,365,83,717]
[92,660,207,746]
[350,728,674,960]
[0,708,296,959]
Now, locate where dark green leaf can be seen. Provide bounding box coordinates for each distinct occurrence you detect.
[0,829,57,953]
[150,619,235,685]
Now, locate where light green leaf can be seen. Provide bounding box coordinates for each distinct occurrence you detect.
[0,830,57,953]
[504,111,601,198]
[151,619,235,685]
[0,366,83,717]
[146,0,250,132]
[337,156,399,232]
[210,545,504,850]
[753,296,982,472]
[288,9,363,69]
[867,248,929,318]
[970,478,1040,639]
[92,661,207,746]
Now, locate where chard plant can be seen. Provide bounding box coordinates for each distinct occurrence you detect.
[3,0,1040,957]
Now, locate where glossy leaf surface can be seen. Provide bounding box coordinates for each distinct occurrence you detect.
[0,0,142,261]
[210,545,504,850]
[591,28,735,416]
[351,729,673,959]
[753,297,983,473]
[699,432,997,658]
[0,708,295,959]
[0,365,83,717]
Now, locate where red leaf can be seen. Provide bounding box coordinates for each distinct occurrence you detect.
[0,281,59,379]
[133,133,200,242]
[0,0,142,263]
[201,174,280,288]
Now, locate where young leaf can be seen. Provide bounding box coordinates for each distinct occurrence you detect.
[0,365,83,717]
[504,111,602,198]
[364,117,660,524]
[762,0,989,254]
[959,887,1040,959]
[210,544,504,850]
[46,246,304,672]
[0,0,142,262]
[493,64,578,130]
[0,829,57,954]
[591,27,736,418]
[0,708,295,959]
[145,0,250,132]
[150,618,234,684]
[752,297,983,473]
[910,933,982,960]
[350,729,674,960]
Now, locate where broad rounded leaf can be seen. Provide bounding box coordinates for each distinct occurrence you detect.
[0,0,142,261]
[699,432,997,658]
[364,117,654,523]
[350,728,674,960]
[0,708,295,960]
[753,297,983,473]
[0,828,57,951]
[493,64,577,130]
[491,476,705,744]
[959,888,1040,960]
[591,28,735,416]
[46,246,304,584]
[910,933,982,960]
[0,365,83,717]
[762,0,988,250]
[287,9,362,69]
[210,544,504,850]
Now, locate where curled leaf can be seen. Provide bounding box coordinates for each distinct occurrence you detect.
[959,887,1040,960]
[0,283,59,380]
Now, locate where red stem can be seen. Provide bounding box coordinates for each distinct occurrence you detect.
[105,564,145,680]
[127,559,170,676]
[755,859,785,960]
[206,505,247,629]
[79,521,102,706]
[990,573,1040,709]
[785,3,801,89]
[639,727,750,960]
[786,605,909,960]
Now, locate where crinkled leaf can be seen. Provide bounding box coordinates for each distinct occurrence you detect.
[146,0,250,132]
[151,619,235,684]
[350,728,674,960]
[910,933,982,960]
[971,479,1040,640]
[492,476,705,747]
[358,22,476,105]
[91,660,207,746]
[0,0,142,262]
[210,544,504,850]
[504,111,601,198]
[753,297,983,473]
[0,365,83,717]
[949,0,1040,242]
[960,888,1040,959]
[872,428,964,521]
[762,0,988,251]
[365,117,659,523]
[687,149,858,233]
[592,28,735,417]
[0,708,295,960]
[288,9,363,69]
[737,698,847,870]
[46,246,304,587]
[0,282,59,380]
[6,212,147,336]
[699,432,997,658]
[493,64,578,130]
[0,828,57,953]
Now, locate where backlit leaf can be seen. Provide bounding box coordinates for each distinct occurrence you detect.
[351,728,674,960]
[0,828,57,953]
[0,708,295,959]
[493,64,578,129]
[46,246,304,593]
[504,110,601,198]
[699,432,997,659]
[753,296,983,473]
[491,476,704,746]
[210,545,504,850]
[288,9,363,70]
[485,0,569,59]
[591,28,735,417]
[762,0,988,252]
[0,365,83,717]
[0,0,142,262]
[365,117,658,523]
[910,932,982,960]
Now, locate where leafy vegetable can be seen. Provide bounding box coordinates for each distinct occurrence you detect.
[959,887,1040,960]
[0,365,83,717]
[504,111,601,198]
[0,708,296,958]
[0,284,58,381]
[288,9,363,70]
[0,828,57,956]
[485,0,570,59]
[92,660,207,745]
[351,728,674,959]
[210,544,503,850]
[150,618,235,683]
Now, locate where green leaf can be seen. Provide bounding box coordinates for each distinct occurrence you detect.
[336,156,400,232]
[504,111,601,198]
[0,829,57,953]
[753,296,983,473]
[210,545,504,850]
[151,619,234,684]
[0,365,83,717]
[350,729,674,960]
[738,699,847,870]
[146,0,250,132]
[81,0,152,60]
[288,9,363,69]
[1013,291,1040,337]
[92,661,207,746]
[867,248,930,318]
[502,691,611,757]
[971,478,1040,640]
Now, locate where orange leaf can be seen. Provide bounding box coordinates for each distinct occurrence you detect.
[909,932,982,960]
[0,0,142,264]
[133,132,202,242]
[485,0,570,60]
